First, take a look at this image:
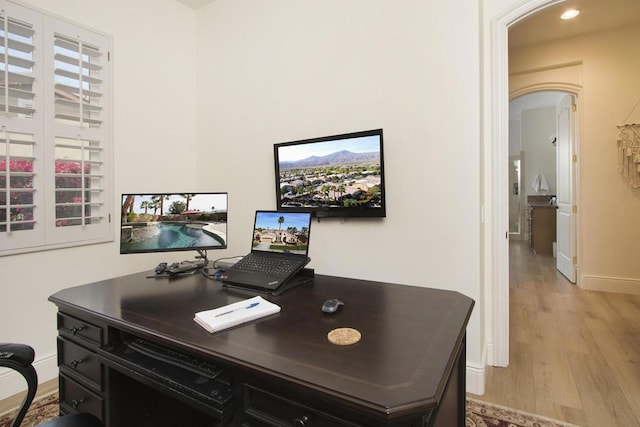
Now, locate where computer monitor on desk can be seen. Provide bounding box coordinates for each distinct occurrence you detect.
[120,192,228,271]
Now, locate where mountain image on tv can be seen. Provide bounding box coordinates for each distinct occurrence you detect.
[276,136,382,210]
[279,150,380,170]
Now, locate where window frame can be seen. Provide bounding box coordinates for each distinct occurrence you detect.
[0,0,113,256]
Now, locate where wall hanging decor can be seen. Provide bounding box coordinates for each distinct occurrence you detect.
[617,96,640,189]
[617,124,640,188]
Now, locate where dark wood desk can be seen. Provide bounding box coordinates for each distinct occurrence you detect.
[49,272,474,426]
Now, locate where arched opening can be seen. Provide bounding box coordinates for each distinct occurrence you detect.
[509,88,579,278]
[488,0,578,368]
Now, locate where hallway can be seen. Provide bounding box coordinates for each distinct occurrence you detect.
[479,241,640,426]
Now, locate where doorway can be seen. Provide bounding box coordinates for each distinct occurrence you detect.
[508,90,577,283]
[489,0,580,368]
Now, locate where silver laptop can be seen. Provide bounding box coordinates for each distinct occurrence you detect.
[221,211,312,291]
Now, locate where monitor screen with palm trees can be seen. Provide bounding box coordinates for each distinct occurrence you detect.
[120,192,228,255]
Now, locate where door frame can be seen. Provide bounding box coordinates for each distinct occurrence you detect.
[489,0,579,367]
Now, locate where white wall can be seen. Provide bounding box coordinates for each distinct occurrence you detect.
[0,0,199,399]
[522,106,557,197]
[511,92,567,198]
[510,23,640,293]
[193,0,484,390]
[508,101,559,237]
[2,0,491,400]
[509,115,522,156]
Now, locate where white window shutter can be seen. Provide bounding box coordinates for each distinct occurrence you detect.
[0,2,45,251]
[1,0,112,255]
[44,17,111,245]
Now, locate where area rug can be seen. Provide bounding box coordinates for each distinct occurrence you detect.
[466,397,582,427]
[1,393,581,427]
[0,392,59,427]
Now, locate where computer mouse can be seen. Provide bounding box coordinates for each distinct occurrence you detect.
[322,298,344,314]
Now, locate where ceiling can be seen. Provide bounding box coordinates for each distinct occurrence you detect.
[176,0,216,9]
[510,0,640,109]
[509,0,640,48]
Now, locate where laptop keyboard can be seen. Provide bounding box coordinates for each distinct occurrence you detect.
[233,255,302,276]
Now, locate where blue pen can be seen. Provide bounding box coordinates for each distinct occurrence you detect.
[214,301,259,317]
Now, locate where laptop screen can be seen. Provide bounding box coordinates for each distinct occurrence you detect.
[251,211,311,256]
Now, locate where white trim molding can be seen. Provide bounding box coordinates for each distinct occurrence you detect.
[0,352,58,400]
[582,275,640,295]
[466,342,488,395]
[488,0,571,369]
[466,364,486,396]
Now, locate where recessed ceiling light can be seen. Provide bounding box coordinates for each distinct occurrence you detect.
[561,9,580,20]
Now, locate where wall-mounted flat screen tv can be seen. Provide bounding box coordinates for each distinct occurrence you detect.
[120,192,228,255]
[274,129,385,218]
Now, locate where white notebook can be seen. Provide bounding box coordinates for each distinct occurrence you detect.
[194,296,281,333]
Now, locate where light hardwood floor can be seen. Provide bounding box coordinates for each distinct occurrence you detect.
[476,240,640,427]
[0,377,57,415]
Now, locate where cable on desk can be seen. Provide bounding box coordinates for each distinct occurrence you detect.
[201,255,243,280]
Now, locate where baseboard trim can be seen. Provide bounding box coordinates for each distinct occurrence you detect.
[581,274,640,295]
[466,362,486,395]
[466,340,487,395]
[0,352,58,401]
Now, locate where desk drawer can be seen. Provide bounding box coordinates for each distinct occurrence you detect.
[58,313,102,350]
[59,375,104,421]
[57,337,103,391]
[243,384,359,427]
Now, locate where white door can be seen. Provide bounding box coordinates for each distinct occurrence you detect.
[556,94,576,282]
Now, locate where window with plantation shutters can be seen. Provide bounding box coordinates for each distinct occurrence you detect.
[46,22,110,243]
[1,0,112,255]
[0,13,35,117]
[53,34,103,127]
[0,130,36,233]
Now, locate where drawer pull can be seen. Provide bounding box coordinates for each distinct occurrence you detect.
[70,358,85,369]
[293,415,310,426]
[70,326,85,335]
[71,398,85,409]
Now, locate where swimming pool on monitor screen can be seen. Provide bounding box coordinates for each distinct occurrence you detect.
[121,221,226,251]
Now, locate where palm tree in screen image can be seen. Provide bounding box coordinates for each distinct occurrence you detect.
[152,195,170,215]
[121,195,135,221]
[277,216,285,243]
[182,194,195,211]
[140,200,150,214]
[150,201,160,215]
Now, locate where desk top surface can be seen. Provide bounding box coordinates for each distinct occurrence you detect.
[50,272,474,420]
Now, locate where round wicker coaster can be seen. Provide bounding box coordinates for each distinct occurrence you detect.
[327,327,361,346]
